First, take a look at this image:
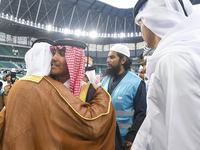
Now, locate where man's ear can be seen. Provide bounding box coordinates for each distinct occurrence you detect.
[121,56,127,65]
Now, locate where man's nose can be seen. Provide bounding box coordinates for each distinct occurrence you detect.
[107,58,110,63]
[52,52,58,61]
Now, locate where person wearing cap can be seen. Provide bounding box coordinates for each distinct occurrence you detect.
[0,81,4,110]
[138,65,145,80]
[0,38,116,150]
[1,74,12,107]
[101,44,146,150]
[131,0,200,150]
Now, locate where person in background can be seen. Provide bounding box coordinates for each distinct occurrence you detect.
[0,38,116,150]
[80,65,97,102]
[0,81,4,110]
[0,82,3,94]
[95,74,101,86]
[138,66,145,80]
[1,74,12,107]
[1,76,6,88]
[131,0,200,149]
[139,45,155,92]
[82,66,96,84]
[101,44,146,150]
[15,77,19,82]
[2,74,11,90]
[139,52,146,74]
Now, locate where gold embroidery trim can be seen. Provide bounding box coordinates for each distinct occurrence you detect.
[44,77,111,121]
[20,75,44,83]
[79,83,90,102]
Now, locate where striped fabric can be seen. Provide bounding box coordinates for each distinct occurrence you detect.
[54,45,85,97]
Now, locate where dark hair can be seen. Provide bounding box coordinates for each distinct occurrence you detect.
[133,0,148,18]
[6,74,11,78]
[31,38,54,47]
[53,39,87,49]
[117,52,133,71]
[139,52,144,59]
[0,81,2,87]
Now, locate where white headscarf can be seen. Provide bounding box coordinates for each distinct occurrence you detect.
[25,42,53,76]
[135,0,194,39]
[135,0,200,79]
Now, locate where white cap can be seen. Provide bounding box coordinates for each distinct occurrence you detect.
[110,44,130,57]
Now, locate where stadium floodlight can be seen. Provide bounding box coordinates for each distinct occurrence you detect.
[14,17,18,22]
[52,27,55,31]
[120,32,124,38]
[0,13,135,39]
[64,28,69,34]
[63,28,67,34]
[47,25,52,31]
[10,15,13,21]
[74,29,81,36]
[59,28,62,32]
[139,32,142,36]
[26,20,29,25]
[18,18,21,23]
[89,31,97,38]
[37,23,40,28]
[114,33,117,38]
[54,27,58,32]
[22,19,25,24]
[81,31,86,36]
[131,32,133,37]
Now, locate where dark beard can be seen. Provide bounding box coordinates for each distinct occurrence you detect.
[105,62,121,77]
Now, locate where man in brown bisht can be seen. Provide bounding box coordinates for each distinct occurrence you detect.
[0,38,116,150]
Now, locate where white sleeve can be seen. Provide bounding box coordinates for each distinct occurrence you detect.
[131,113,151,150]
[157,53,200,150]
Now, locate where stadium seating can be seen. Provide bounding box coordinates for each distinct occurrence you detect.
[0,45,14,56]
[13,46,29,57]
[0,44,29,57]
[0,61,18,69]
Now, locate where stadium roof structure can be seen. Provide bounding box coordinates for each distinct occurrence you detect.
[0,0,199,45]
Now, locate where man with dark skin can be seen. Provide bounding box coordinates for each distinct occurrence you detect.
[101,44,146,150]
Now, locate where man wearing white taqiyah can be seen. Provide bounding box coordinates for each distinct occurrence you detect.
[131,0,200,150]
[101,44,146,149]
